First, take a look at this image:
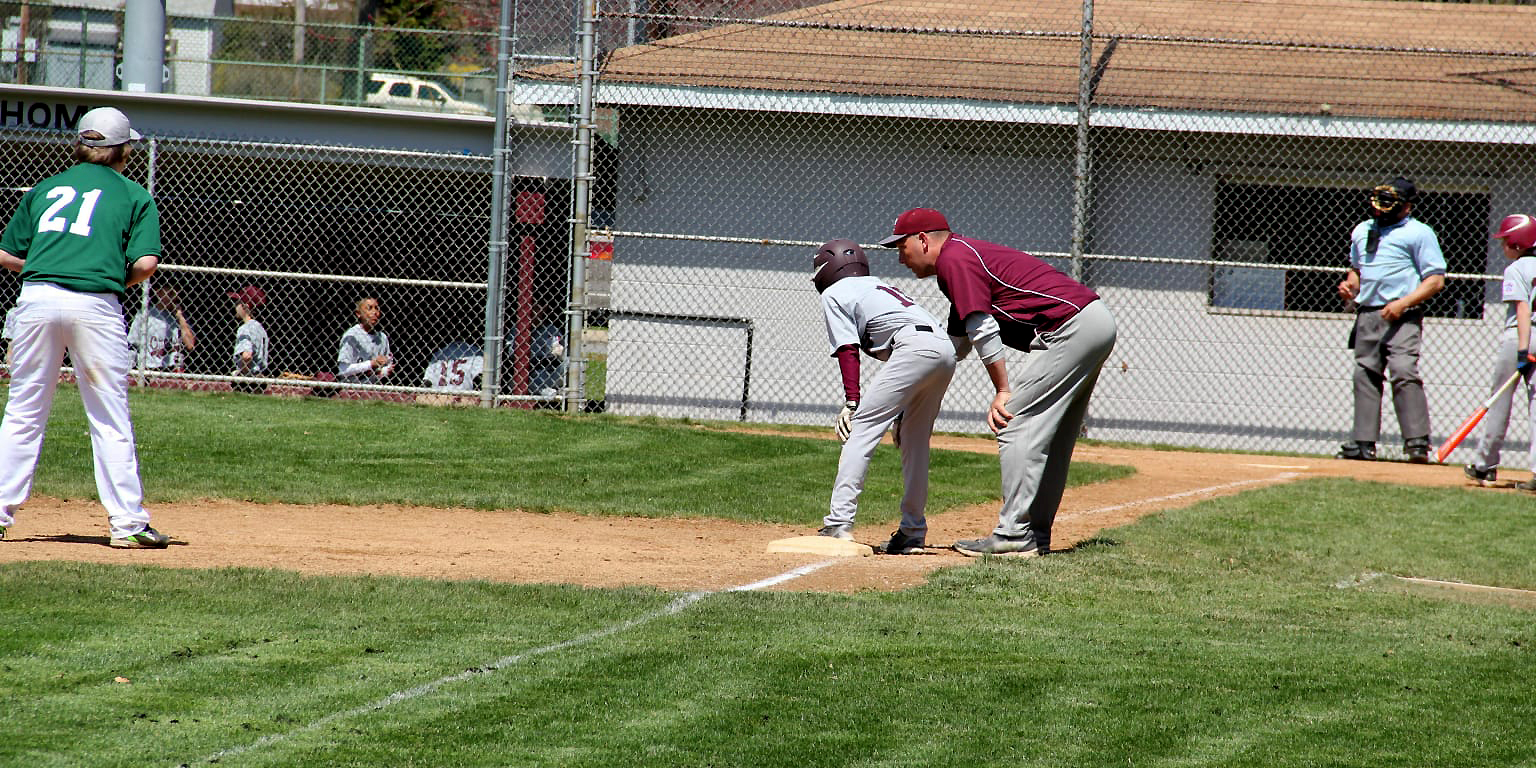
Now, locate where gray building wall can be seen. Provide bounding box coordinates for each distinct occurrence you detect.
[604,105,1536,457]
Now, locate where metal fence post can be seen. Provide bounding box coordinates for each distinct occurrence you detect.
[1068,0,1095,283]
[480,0,516,408]
[564,0,598,413]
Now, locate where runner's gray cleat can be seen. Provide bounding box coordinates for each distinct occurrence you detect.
[817,524,853,540]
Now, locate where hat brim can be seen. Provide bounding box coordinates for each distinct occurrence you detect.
[876,233,909,247]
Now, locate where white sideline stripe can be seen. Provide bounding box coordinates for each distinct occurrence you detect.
[1058,472,1301,520]
[182,559,843,766]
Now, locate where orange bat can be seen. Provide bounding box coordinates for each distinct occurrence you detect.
[1436,370,1523,464]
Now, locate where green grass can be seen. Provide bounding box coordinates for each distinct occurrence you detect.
[9,385,1128,524]
[2,477,1533,767]
[585,354,606,401]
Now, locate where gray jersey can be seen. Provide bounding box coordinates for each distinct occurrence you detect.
[820,275,941,360]
[127,306,188,370]
[1500,256,1536,330]
[818,275,954,541]
[233,318,269,374]
[337,324,392,381]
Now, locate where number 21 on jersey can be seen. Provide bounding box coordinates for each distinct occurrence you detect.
[38,186,103,237]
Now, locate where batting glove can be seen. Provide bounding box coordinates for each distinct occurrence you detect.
[1519,349,1535,377]
[835,400,857,443]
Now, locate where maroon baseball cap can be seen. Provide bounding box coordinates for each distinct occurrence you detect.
[877,207,951,247]
[227,285,267,307]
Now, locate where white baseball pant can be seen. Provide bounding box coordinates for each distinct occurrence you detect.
[1471,329,1536,473]
[0,282,150,538]
[825,325,956,537]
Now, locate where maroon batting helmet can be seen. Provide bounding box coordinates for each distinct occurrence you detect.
[812,239,870,293]
[1495,214,1536,252]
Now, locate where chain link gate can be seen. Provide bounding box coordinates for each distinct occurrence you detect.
[514,0,1536,465]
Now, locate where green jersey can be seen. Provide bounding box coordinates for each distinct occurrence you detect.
[0,162,161,297]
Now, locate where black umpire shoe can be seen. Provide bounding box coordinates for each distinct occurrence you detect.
[1337,441,1376,461]
[1405,437,1431,464]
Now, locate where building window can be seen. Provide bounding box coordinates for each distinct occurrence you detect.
[1210,181,1488,318]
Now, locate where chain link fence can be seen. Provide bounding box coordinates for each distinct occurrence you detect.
[0,124,573,405]
[515,0,1536,463]
[4,0,1536,466]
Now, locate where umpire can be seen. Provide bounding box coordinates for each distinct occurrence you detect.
[1336,177,1445,463]
[0,107,170,548]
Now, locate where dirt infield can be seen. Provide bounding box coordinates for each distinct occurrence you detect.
[0,436,1490,593]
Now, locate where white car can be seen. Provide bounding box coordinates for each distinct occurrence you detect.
[364,73,490,116]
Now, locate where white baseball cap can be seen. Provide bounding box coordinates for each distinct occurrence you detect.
[76,107,142,147]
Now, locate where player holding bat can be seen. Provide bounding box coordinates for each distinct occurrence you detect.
[1462,214,1536,488]
[812,239,955,555]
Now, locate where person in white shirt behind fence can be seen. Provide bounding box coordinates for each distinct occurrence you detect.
[337,296,393,383]
[227,284,269,392]
[128,280,195,371]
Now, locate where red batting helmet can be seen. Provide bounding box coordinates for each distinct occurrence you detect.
[812,239,870,293]
[1495,214,1536,252]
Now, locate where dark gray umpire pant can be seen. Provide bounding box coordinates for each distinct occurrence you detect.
[1351,307,1430,444]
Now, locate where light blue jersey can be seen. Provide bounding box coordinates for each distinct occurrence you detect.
[1349,217,1446,307]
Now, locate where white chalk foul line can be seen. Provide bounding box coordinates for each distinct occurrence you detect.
[1337,572,1536,597]
[1058,472,1302,521]
[181,559,843,767]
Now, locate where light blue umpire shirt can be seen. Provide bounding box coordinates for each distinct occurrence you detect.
[1349,216,1446,308]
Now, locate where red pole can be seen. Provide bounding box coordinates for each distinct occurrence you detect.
[510,190,546,401]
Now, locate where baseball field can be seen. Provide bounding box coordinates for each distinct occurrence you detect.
[1,387,1532,767]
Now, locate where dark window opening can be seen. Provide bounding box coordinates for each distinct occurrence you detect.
[1211,181,1488,319]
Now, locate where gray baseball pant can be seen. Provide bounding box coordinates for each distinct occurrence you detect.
[825,326,956,537]
[1350,309,1429,443]
[1471,329,1536,472]
[994,300,1117,548]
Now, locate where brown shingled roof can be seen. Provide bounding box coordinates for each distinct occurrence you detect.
[524,0,1536,123]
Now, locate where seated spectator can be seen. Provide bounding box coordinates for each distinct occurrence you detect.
[337,296,393,383]
[227,285,269,393]
[524,320,567,399]
[128,281,195,371]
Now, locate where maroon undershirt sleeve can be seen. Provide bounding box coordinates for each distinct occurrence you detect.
[834,344,860,402]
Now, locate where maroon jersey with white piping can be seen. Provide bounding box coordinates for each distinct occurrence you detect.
[935,234,1099,350]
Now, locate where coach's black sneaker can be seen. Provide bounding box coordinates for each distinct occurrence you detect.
[1405,437,1431,464]
[1337,441,1376,461]
[110,526,170,549]
[1464,464,1498,487]
[817,524,853,541]
[953,532,1042,558]
[879,530,927,555]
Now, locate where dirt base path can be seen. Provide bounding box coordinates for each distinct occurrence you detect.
[0,437,1488,592]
